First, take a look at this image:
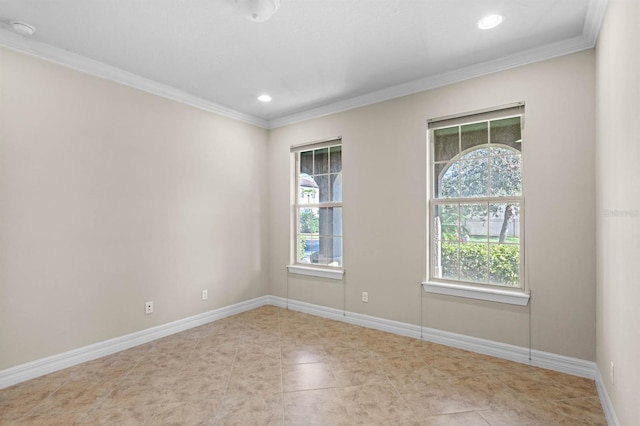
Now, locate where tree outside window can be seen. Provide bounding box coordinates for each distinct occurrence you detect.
[431,115,523,287]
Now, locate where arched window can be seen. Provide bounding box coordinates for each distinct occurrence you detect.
[429,110,524,288]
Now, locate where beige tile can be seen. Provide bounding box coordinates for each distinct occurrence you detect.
[282,362,337,392]
[98,381,167,407]
[85,401,163,425]
[0,307,606,425]
[331,358,390,387]
[494,371,580,404]
[215,392,284,426]
[8,411,89,425]
[338,382,418,423]
[164,374,226,404]
[117,366,178,391]
[283,387,356,426]
[149,399,220,425]
[0,377,63,420]
[284,383,417,425]
[280,342,327,364]
[30,379,116,415]
[426,357,490,378]
[403,383,477,417]
[225,368,282,398]
[421,411,491,426]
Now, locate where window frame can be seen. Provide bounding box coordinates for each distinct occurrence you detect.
[423,104,529,305]
[287,138,344,280]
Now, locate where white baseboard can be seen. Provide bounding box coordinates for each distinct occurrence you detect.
[595,368,620,426]
[0,296,270,389]
[1,294,619,426]
[268,296,597,379]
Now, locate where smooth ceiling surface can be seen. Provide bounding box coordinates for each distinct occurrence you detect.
[0,0,605,127]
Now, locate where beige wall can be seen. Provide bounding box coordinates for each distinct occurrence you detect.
[596,0,640,423]
[268,50,596,361]
[0,39,600,375]
[0,48,269,369]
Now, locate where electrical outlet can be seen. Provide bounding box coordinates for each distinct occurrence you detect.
[145,301,153,315]
[362,292,368,303]
[610,361,614,385]
[202,290,208,300]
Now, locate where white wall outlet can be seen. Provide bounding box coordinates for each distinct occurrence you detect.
[610,361,614,385]
[201,290,208,300]
[362,291,368,303]
[145,301,153,314]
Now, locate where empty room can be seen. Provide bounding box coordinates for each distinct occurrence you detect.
[0,0,637,424]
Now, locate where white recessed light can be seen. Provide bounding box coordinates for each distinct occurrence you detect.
[477,14,503,30]
[10,20,36,36]
[257,94,272,103]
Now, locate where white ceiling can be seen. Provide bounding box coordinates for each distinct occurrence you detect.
[0,0,607,128]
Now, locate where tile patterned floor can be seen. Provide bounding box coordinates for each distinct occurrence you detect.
[0,306,606,425]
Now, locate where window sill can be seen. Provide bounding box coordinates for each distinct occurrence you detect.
[422,281,529,306]
[287,265,344,280]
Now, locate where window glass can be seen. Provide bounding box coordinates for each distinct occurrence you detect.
[295,143,342,267]
[430,115,523,288]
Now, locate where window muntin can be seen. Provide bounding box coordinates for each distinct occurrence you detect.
[295,144,342,267]
[430,114,523,288]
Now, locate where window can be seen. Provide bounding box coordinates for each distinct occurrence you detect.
[288,138,343,279]
[427,104,525,294]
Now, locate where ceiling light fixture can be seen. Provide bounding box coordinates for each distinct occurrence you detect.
[477,14,503,30]
[10,20,36,36]
[257,94,272,102]
[234,0,281,23]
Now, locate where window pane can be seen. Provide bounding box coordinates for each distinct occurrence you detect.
[300,151,313,174]
[438,241,459,280]
[434,204,459,241]
[461,203,488,242]
[490,117,521,151]
[438,161,460,198]
[489,243,520,286]
[316,175,329,202]
[314,148,329,174]
[304,237,320,263]
[489,203,520,244]
[299,174,318,204]
[331,237,343,266]
[489,152,522,196]
[318,207,343,236]
[298,207,319,235]
[299,235,319,264]
[433,163,445,198]
[330,173,342,202]
[331,207,342,236]
[434,127,459,162]
[460,157,488,197]
[461,122,488,153]
[459,243,488,283]
[330,146,342,172]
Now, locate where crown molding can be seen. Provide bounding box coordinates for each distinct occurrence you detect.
[0,0,607,131]
[267,0,607,129]
[0,30,268,129]
[584,0,609,46]
[267,35,596,129]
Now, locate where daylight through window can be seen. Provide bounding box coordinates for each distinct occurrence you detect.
[429,105,524,288]
[293,140,342,268]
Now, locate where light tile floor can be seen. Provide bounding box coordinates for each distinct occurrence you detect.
[0,306,606,425]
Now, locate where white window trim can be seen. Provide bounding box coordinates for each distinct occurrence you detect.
[287,264,345,280]
[422,280,529,306]
[426,103,528,301]
[289,137,344,278]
